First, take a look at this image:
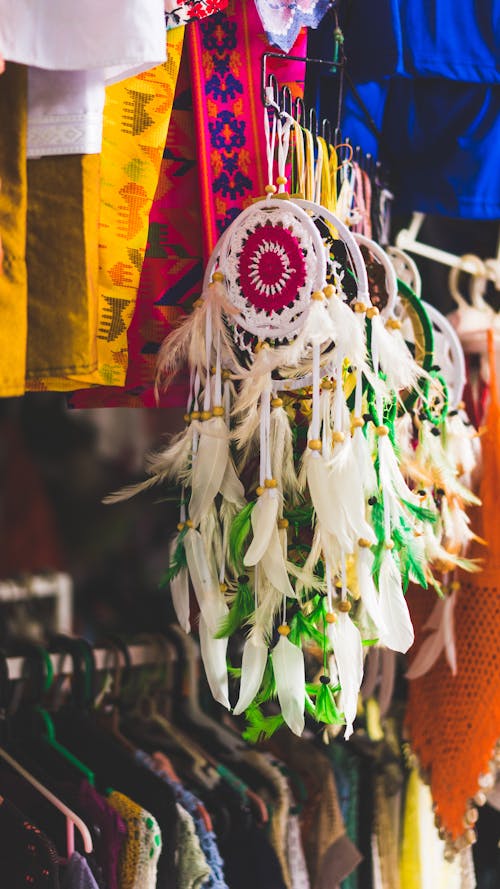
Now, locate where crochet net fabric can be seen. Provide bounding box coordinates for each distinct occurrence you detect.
[406,330,500,844]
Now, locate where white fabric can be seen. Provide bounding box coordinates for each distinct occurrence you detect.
[0,0,167,77]
[27,68,105,157]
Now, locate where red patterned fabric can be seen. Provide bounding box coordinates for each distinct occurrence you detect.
[238,223,307,311]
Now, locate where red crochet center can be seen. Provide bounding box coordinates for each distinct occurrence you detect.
[237,223,307,312]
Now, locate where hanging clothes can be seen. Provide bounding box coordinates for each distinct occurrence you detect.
[70,0,308,408]
[406,329,500,847]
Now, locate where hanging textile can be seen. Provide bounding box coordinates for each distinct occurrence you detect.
[165,0,229,29]
[30,27,184,393]
[0,62,27,396]
[255,0,333,53]
[70,1,307,408]
[406,330,500,849]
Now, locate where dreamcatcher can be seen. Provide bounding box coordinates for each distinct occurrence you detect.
[106,97,480,742]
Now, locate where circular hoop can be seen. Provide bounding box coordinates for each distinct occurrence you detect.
[422,300,466,409]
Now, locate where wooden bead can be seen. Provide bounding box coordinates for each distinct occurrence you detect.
[375,425,389,436]
[354,301,367,313]
[185,519,194,528]
[278,624,290,636]
[332,430,345,443]
[311,290,324,301]
[212,271,225,283]
[183,413,191,423]
[177,522,185,532]
[264,184,277,194]
[222,369,231,380]
[323,284,335,298]
[200,410,212,421]
[256,486,264,497]
[212,406,225,417]
[351,417,364,428]
[366,306,379,319]
[321,379,334,390]
[278,518,289,529]
[193,299,203,309]
[386,317,402,330]
[385,540,395,550]
[325,612,336,624]
[276,176,287,185]
[191,411,200,420]
[308,439,322,451]
[338,601,351,613]
[271,397,283,408]
[264,477,278,488]
[358,538,372,548]
[254,340,270,352]
[219,583,228,593]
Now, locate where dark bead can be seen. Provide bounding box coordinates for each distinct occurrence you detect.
[436,488,445,497]
[431,427,440,436]
[363,413,373,423]
[418,489,426,496]
[320,675,330,685]
[432,364,441,372]
[448,410,458,417]
[238,574,249,584]
[368,496,377,506]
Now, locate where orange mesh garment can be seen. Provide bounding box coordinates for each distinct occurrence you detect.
[406,329,500,846]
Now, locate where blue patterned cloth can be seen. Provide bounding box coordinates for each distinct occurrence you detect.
[136,750,228,889]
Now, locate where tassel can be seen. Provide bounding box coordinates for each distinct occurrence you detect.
[378,549,414,653]
[233,631,268,716]
[327,612,363,739]
[184,527,227,634]
[352,425,377,498]
[272,631,305,736]
[244,490,280,567]
[189,415,230,527]
[261,525,295,599]
[251,575,285,643]
[199,614,230,709]
[326,288,367,370]
[356,544,386,635]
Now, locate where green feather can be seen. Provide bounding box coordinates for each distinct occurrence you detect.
[242,703,284,744]
[289,609,325,647]
[256,656,276,704]
[314,683,344,725]
[229,502,255,575]
[402,499,437,524]
[215,581,254,638]
[158,527,188,588]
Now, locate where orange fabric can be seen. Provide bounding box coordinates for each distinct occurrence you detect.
[406,329,500,843]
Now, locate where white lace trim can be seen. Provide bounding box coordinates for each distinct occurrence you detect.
[27,113,103,158]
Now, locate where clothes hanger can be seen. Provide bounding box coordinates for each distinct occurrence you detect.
[10,641,96,788]
[0,652,93,858]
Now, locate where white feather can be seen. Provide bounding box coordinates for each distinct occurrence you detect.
[189,416,229,527]
[261,525,295,599]
[200,504,223,582]
[352,426,377,497]
[219,456,246,506]
[244,490,279,566]
[232,632,268,715]
[356,545,386,634]
[406,592,457,679]
[378,550,414,653]
[270,405,300,504]
[327,612,364,740]
[103,425,193,504]
[199,613,230,709]
[370,315,422,392]
[326,292,366,369]
[307,444,375,551]
[272,635,305,736]
[184,528,225,634]
[169,536,190,633]
[250,576,284,643]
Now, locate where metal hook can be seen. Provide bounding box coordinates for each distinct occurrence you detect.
[309,106,318,137]
[294,96,305,125]
[281,85,292,118]
[321,118,332,145]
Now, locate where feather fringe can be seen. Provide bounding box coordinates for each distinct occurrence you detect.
[233,632,268,716]
[199,613,230,709]
[378,550,414,653]
[327,612,364,740]
[272,635,305,736]
[244,491,280,567]
[189,416,229,527]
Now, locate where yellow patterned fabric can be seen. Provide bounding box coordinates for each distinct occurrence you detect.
[0,63,28,396]
[29,26,184,392]
[108,790,162,889]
